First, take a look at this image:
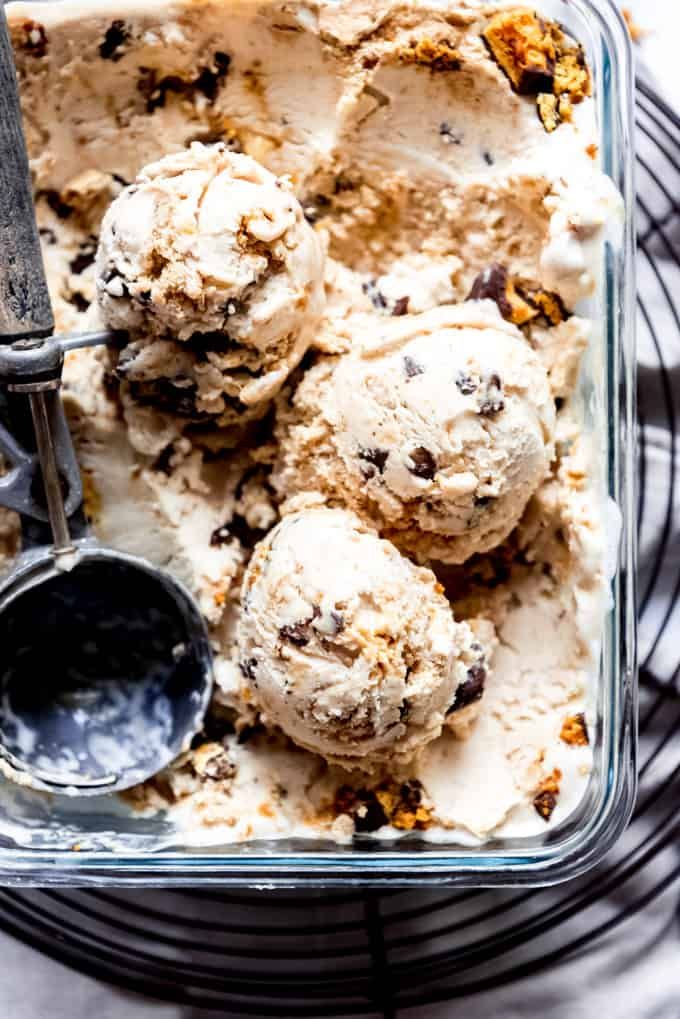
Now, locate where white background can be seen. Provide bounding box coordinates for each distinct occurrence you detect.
[2,2,680,1017]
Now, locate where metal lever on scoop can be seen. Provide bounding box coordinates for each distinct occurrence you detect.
[0,338,74,556]
[0,4,84,537]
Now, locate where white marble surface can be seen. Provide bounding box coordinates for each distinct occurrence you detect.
[4,2,680,1018]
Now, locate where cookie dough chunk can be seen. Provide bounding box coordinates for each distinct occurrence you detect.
[96,143,325,425]
[483,9,591,133]
[483,9,556,95]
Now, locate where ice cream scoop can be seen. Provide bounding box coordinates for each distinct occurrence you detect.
[275,304,556,563]
[237,507,491,770]
[0,9,212,796]
[96,144,325,429]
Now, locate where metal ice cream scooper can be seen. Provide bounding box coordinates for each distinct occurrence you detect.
[0,8,213,796]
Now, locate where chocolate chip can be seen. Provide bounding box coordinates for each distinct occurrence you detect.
[403,355,425,379]
[353,796,388,833]
[66,292,90,313]
[362,279,388,310]
[152,444,175,475]
[195,51,231,102]
[239,658,258,680]
[69,240,97,275]
[533,790,557,821]
[38,190,73,220]
[39,227,57,245]
[358,447,389,476]
[555,396,564,411]
[127,378,206,418]
[279,623,310,647]
[439,121,462,145]
[333,175,355,194]
[408,446,437,480]
[210,523,232,547]
[399,779,423,808]
[448,662,486,712]
[22,20,48,58]
[478,373,504,416]
[302,193,331,224]
[483,151,495,165]
[392,296,410,317]
[211,514,268,550]
[474,495,492,508]
[184,331,238,359]
[139,52,231,112]
[467,263,511,315]
[99,20,130,61]
[456,371,477,395]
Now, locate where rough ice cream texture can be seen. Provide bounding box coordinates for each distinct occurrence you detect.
[276,303,556,564]
[96,143,325,423]
[238,507,492,769]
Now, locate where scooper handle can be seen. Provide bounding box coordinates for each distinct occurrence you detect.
[0,6,54,342]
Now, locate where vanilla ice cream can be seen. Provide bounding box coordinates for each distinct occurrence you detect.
[238,507,493,769]
[96,143,325,429]
[3,0,619,847]
[276,303,555,563]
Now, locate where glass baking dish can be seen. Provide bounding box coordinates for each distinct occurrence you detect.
[0,0,636,886]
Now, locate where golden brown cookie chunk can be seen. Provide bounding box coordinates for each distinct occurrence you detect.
[333,780,434,833]
[467,263,537,326]
[467,265,568,330]
[484,9,591,133]
[537,92,559,132]
[560,712,589,746]
[483,9,556,95]
[554,49,590,102]
[533,768,562,821]
[526,287,568,326]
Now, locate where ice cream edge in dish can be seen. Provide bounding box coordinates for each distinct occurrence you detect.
[2,0,622,847]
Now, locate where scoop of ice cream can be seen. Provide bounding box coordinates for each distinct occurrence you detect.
[237,507,491,770]
[275,304,556,563]
[96,143,325,426]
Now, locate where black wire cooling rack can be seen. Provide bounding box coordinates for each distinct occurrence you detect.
[0,79,676,1018]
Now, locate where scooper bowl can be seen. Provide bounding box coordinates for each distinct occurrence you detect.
[0,334,215,796]
[0,545,214,796]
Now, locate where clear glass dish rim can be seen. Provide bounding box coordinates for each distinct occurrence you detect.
[0,0,637,886]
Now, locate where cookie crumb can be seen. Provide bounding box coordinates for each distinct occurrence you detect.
[533,767,562,821]
[560,712,589,746]
[399,37,462,72]
[622,8,645,44]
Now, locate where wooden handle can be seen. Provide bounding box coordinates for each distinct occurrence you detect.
[0,7,53,341]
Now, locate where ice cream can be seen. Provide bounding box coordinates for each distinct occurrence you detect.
[275,303,556,563]
[96,143,325,430]
[3,0,619,847]
[237,507,492,769]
